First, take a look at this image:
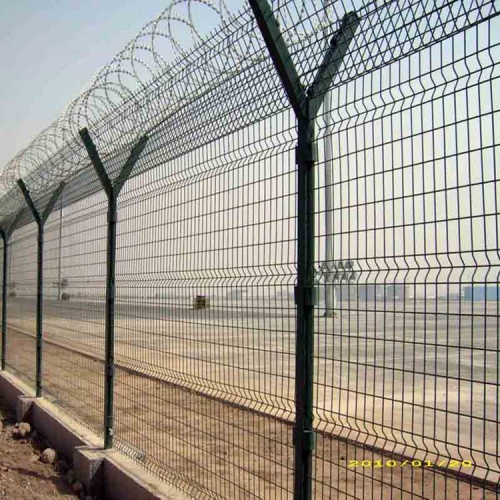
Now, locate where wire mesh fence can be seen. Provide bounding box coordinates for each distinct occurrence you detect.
[40,195,106,435]
[311,5,500,497]
[0,238,4,367]
[0,0,499,499]
[5,221,38,387]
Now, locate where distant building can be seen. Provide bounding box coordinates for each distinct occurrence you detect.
[226,289,247,300]
[357,284,384,301]
[356,284,409,301]
[333,283,409,301]
[384,284,409,300]
[463,285,499,301]
[336,283,357,301]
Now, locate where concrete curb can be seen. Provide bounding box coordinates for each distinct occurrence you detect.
[0,371,189,500]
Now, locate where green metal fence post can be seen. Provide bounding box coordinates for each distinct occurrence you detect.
[294,110,317,499]
[17,180,65,397]
[248,2,359,497]
[0,228,7,370]
[0,210,27,371]
[79,128,148,449]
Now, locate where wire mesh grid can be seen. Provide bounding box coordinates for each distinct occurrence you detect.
[5,221,38,389]
[313,9,500,499]
[110,107,298,498]
[0,0,498,499]
[0,238,4,363]
[38,195,107,435]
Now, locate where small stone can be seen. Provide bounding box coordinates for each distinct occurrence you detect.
[71,480,84,494]
[20,422,31,434]
[13,422,30,438]
[40,448,57,464]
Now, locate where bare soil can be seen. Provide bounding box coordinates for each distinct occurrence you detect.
[0,397,80,499]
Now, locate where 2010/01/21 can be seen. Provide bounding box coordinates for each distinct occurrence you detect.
[349,460,473,468]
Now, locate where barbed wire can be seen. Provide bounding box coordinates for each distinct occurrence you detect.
[0,0,338,205]
[0,0,496,222]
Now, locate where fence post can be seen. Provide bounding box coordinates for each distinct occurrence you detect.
[17,181,65,397]
[248,2,359,497]
[0,211,27,371]
[0,229,7,370]
[79,128,148,449]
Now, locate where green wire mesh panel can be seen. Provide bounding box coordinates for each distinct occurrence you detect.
[0,0,498,499]
[111,105,298,497]
[39,193,106,436]
[5,221,38,390]
[313,3,500,499]
[0,238,4,363]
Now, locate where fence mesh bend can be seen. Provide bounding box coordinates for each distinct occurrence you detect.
[0,0,499,499]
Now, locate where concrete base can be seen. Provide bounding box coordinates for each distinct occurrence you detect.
[0,371,31,408]
[0,371,189,500]
[104,451,187,500]
[73,446,104,497]
[32,399,89,461]
[16,396,34,422]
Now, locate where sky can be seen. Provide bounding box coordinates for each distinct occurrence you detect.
[0,0,171,170]
[0,0,245,175]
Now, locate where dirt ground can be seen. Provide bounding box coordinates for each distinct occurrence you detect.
[4,330,499,499]
[0,397,87,499]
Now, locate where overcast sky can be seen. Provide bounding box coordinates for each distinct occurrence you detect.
[0,0,246,175]
[0,0,171,170]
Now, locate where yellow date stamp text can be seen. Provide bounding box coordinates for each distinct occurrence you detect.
[348,459,473,468]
